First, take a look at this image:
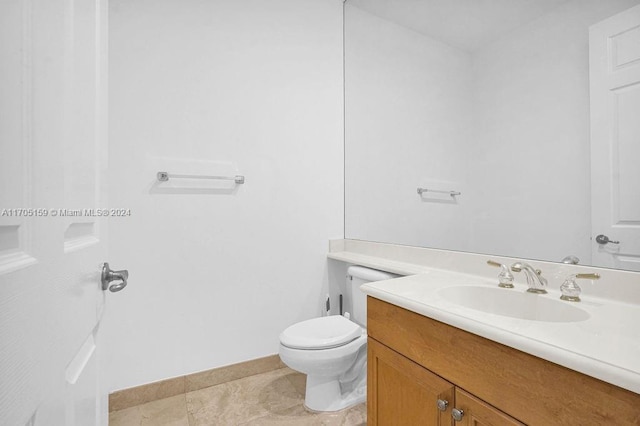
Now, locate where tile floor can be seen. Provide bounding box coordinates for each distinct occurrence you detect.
[109,367,367,426]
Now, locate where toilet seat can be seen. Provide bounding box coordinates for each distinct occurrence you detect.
[280,315,363,350]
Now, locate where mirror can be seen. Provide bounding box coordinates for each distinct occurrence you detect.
[344,0,640,271]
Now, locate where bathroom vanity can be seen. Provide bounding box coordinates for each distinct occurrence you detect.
[328,239,640,425]
[367,297,638,425]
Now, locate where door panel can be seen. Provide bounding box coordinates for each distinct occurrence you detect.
[0,0,109,425]
[454,389,524,426]
[590,4,640,271]
[0,0,38,274]
[368,338,454,426]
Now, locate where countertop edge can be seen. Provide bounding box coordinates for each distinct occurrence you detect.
[361,283,640,395]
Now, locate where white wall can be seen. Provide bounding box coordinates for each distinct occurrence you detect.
[468,0,640,263]
[105,0,344,392]
[344,4,474,250]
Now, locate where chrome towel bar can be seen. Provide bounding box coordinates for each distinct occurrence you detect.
[417,187,460,196]
[157,171,245,184]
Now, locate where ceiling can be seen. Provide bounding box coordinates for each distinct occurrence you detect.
[347,0,571,52]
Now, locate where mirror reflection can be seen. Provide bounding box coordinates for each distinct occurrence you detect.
[344,0,640,271]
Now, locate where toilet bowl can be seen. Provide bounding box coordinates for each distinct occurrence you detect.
[278,266,398,412]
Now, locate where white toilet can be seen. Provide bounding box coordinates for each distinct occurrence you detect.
[278,266,398,412]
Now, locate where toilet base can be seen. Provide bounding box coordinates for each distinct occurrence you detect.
[304,374,366,412]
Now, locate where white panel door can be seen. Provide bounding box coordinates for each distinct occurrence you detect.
[590,4,640,271]
[0,0,113,425]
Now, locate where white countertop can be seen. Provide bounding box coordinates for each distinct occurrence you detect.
[361,271,640,394]
[328,241,640,394]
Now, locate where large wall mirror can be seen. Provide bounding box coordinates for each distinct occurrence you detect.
[344,0,640,271]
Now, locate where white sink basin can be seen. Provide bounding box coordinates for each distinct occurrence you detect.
[438,286,590,322]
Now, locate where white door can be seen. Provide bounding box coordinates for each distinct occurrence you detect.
[590,4,640,272]
[0,0,115,425]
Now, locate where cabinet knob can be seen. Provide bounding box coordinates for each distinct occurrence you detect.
[452,408,464,421]
[436,399,449,411]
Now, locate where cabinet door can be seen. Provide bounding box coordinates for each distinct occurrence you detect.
[368,338,454,426]
[453,389,524,426]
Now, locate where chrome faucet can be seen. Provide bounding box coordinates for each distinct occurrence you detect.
[511,262,547,294]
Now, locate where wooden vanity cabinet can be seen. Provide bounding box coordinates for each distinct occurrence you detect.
[367,297,640,426]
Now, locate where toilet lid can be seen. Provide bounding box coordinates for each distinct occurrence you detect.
[280,315,363,350]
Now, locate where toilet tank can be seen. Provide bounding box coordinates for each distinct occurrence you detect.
[347,266,399,327]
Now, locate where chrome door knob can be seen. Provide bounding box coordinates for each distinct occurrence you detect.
[101,262,129,292]
[595,234,620,245]
[436,399,449,411]
[452,408,464,422]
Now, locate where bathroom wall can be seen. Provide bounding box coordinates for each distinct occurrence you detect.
[344,4,474,250]
[105,0,344,392]
[467,0,640,263]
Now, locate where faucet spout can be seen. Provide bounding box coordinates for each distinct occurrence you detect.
[511,262,547,294]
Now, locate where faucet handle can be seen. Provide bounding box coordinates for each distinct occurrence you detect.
[576,273,601,280]
[487,260,514,288]
[560,273,600,302]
